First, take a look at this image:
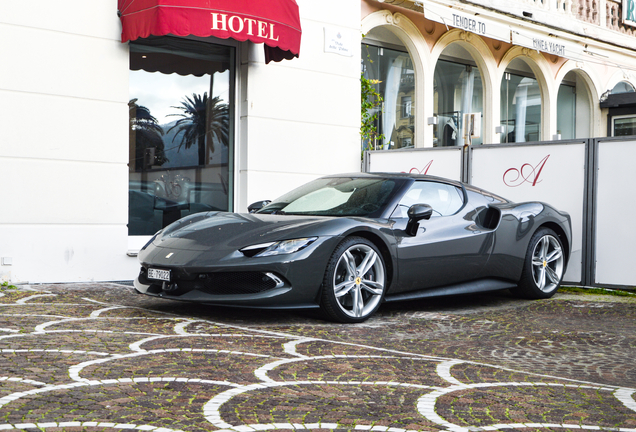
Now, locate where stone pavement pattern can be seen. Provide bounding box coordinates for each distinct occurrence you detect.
[0,283,635,432]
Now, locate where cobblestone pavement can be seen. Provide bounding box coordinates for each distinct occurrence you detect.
[0,283,635,432]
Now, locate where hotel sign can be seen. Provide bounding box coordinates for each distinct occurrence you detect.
[624,0,636,27]
[211,13,280,42]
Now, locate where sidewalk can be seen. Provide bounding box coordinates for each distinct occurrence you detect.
[0,283,634,432]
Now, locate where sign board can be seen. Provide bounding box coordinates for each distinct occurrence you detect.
[470,143,587,283]
[324,27,355,57]
[511,31,586,61]
[364,148,463,182]
[595,139,636,285]
[423,3,511,43]
[624,0,636,27]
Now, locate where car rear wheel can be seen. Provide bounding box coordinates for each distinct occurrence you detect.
[512,228,565,299]
[320,237,386,323]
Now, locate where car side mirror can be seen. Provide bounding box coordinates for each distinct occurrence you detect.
[405,203,433,236]
[248,200,271,213]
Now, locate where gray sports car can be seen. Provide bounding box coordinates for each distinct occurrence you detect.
[134,173,571,322]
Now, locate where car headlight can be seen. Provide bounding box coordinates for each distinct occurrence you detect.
[241,237,318,257]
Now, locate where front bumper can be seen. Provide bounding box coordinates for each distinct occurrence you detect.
[134,236,340,309]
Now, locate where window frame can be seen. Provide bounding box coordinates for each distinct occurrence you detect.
[361,41,416,151]
[391,180,466,219]
[611,113,636,136]
[127,35,240,249]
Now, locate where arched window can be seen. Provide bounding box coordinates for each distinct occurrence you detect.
[557,76,576,140]
[557,71,593,140]
[500,59,541,143]
[433,44,484,147]
[611,81,635,94]
[362,28,416,150]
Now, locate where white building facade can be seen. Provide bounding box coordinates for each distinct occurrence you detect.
[0,0,361,283]
[361,0,636,151]
[1,0,635,284]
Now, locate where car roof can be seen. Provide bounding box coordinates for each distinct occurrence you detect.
[321,172,464,187]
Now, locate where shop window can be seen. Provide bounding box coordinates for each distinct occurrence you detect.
[433,59,483,147]
[557,71,594,140]
[612,115,636,136]
[500,63,541,143]
[362,43,415,150]
[128,37,235,236]
[556,83,576,140]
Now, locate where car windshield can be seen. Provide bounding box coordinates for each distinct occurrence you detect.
[257,177,398,217]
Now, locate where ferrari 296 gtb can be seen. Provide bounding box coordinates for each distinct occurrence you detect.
[134,173,571,322]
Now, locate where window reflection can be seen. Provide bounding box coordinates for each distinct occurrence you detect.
[613,116,636,136]
[393,181,464,218]
[556,83,576,140]
[433,59,483,147]
[611,81,635,94]
[128,37,234,236]
[362,44,415,150]
[500,71,541,143]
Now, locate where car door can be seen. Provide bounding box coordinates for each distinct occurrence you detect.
[390,180,495,293]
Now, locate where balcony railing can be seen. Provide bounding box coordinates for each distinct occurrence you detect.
[606,0,636,35]
[577,0,600,25]
[485,0,636,35]
[380,0,636,42]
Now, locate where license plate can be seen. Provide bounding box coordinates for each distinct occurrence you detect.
[147,268,171,282]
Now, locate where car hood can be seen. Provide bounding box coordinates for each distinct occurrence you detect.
[151,212,349,252]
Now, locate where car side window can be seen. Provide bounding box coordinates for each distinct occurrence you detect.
[392,181,464,218]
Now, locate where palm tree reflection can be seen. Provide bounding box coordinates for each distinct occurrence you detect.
[129,98,168,171]
[168,92,229,166]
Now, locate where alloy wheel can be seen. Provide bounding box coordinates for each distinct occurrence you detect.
[332,244,385,319]
[531,234,564,292]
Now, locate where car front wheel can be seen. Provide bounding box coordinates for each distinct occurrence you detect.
[512,228,565,299]
[320,237,386,323]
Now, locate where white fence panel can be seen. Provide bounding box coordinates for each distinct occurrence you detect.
[595,139,636,286]
[471,142,587,284]
[365,148,463,181]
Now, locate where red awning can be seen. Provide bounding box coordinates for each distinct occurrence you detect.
[118,0,302,63]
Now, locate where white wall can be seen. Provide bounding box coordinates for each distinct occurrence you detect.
[237,0,362,211]
[0,0,131,283]
[0,0,364,283]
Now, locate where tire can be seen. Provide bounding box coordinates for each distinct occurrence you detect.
[320,237,386,323]
[512,228,565,299]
